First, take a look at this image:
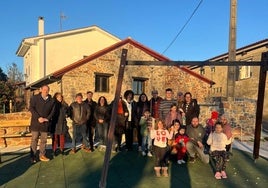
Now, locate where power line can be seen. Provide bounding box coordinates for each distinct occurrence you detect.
[162,0,203,55]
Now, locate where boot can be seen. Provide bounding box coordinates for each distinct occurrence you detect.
[161,167,169,177]
[154,167,161,177]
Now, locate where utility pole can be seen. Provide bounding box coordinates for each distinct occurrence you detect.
[227,0,237,98]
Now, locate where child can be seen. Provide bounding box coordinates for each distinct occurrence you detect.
[204,111,219,154]
[139,110,155,157]
[205,111,219,135]
[207,121,229,179]
[168,119,181,158]
[174,126,189,164]
[150,119,174,177]
[165,103,182,129]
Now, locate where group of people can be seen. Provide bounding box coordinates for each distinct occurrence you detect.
[29,86,104,162]
[112,88,233,179]
[29,85,233,180]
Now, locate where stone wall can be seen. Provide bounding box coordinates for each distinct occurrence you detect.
[196,45,268,121]
[0,112,31,147]
[199,97,257,140]
[49,43,210,105]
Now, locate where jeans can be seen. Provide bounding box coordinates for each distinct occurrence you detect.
[72,124,89,149]
[96,122,108,145]
[142,135,152,152]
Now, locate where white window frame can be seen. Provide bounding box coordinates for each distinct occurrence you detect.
[239,58,252,80]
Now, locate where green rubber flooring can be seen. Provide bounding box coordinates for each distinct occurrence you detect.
[0,147,267,188]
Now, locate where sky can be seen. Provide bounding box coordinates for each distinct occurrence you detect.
[0,0,267,74]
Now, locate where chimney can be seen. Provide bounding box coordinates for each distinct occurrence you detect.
[38,16,44,36]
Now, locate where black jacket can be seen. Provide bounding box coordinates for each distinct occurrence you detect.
[29,93,55,132]
[84,98,97,126]
[51,101,68,134]
[181,99,200,125]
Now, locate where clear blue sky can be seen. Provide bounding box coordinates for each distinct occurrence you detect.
[0,0,267,74]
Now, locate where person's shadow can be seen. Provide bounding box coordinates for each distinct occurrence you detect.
[106,145,149,187]
[170,154,192,188]
[0,152,32,186]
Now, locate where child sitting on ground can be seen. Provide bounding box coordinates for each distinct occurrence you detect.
[139,110,155,157]
[207,121,229,179]
[174,126,189,164]
[168,119,181,160]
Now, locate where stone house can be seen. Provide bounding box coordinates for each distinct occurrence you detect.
[6,28,215,147]
[197,38,268,100]
[15,17,268,134]
[28,38,214,107]
[191,39,268,136]
[15,18,213,107]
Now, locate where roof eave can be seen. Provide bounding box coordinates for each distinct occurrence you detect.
[16,41,32,57]
[25,75,61,90]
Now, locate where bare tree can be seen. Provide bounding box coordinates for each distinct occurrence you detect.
[7,63,23,83]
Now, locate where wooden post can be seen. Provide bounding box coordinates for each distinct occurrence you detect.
[253,52,268,160]
[227,0,237,98]
[99,49,128,188]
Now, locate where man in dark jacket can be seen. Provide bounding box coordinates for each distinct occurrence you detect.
[84,91,97,151]
[29,85,55,163]
[69,93,91,153]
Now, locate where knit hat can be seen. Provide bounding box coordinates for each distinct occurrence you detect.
[211,111,219,119]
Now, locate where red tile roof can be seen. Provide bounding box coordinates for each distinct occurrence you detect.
[52,38,214,85]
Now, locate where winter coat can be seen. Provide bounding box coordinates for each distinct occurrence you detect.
[29,93,55,132]
[84,99,97,127]
[69,101,91,125]
[181,100,200,125]
[94,105,110,123]
[51,101,68,134]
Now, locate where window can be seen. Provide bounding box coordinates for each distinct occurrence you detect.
[200,67,205,75]
[212,87,222,94]
[132,77,148,95]
[239,66,251,79]
[95,73,113,92]
[210,66,215,73]
[239,58,252,80]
